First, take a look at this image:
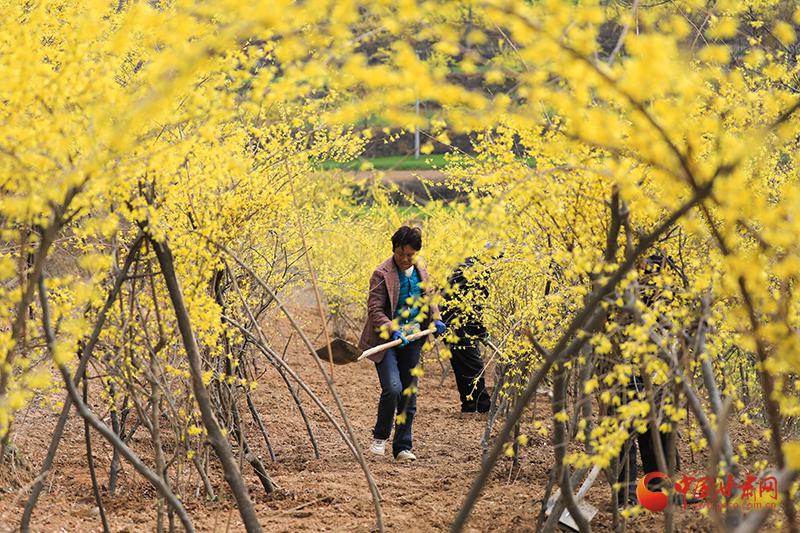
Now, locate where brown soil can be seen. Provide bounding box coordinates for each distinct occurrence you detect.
[0,295,781,532]
[353,170,447,181]
[346,170,463,204]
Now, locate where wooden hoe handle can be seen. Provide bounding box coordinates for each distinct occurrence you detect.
[357,327,437,361]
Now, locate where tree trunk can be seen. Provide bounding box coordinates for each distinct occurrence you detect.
[152,238,262,533]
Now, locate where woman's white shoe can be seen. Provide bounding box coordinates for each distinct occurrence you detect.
[395,450,416,462]
[369,438,387,455]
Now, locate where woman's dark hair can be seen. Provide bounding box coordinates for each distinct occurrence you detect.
[391,226,422,251]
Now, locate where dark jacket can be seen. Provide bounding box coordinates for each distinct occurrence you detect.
[596,254,682,388]
[358,257,439,363]
[441,256,489,346]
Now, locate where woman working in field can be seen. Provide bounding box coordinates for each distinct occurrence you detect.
[359,226,446,462]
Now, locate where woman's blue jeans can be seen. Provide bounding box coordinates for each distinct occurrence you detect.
[372,339,421,457]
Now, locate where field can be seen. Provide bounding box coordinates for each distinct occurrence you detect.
[1,289,779,532]
[3,2,800,532]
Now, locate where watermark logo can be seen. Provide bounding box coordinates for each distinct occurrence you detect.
[637,471,669,512]
[674,473,779,511]
[637,471,780,512]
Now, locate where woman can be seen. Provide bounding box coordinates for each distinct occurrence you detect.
[358,226,446,461]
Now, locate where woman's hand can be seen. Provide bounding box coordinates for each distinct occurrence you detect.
[391,330,409,346]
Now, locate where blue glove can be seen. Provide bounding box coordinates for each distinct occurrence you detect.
[391,330,409,346]
[433,319,447,337]
[479,333,492,346]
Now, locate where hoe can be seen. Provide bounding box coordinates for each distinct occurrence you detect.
[544,464,602,531]
[315,327,436,364]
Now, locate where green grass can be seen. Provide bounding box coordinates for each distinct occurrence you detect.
[318,154,450,171]
[344,202,455,221]
[319,153,537,171]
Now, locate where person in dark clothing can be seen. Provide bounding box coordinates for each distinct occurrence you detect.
[605,253,684,507]
[441,256,492,413]
[612,375,673,507]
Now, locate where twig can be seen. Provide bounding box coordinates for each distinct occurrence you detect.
[83,373,111,533]
[191,452,216,500]
[279,496,333,515]
[214,242,385,531]
[451,183,715,532]
[551,363,590,533]
[21,231,144,532]
[224,315,358,458]
[243,381,276,462]
[151,237,261,533]
[606,0,640,66]
[38,274,195,533]
[226,264,320,459]
[284,158,336,377]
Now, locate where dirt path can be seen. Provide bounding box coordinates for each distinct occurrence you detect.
[0,295,765,532]
[353,170,447,182]
[334,169,462,203]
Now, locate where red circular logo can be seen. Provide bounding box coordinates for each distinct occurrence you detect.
[637,471,669,512]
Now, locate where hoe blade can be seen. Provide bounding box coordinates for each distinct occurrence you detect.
[315,338,360,365]
[558,501,598,531]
